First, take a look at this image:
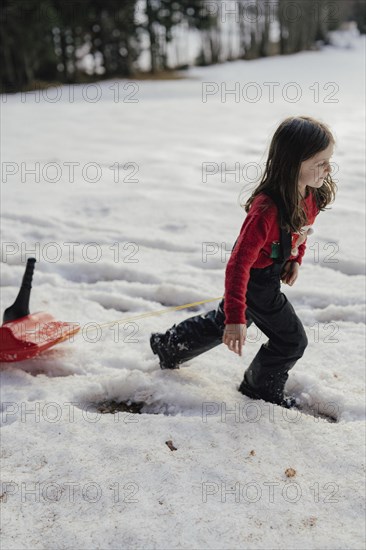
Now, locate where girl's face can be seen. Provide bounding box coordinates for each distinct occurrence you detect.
[298,142,334,190]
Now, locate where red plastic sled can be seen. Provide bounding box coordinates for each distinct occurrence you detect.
[0,259,80,363]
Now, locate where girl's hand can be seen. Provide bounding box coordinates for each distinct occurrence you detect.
[222,324,247,356]
[281,260,299,286]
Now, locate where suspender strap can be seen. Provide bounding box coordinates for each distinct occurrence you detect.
[261,190,292,263]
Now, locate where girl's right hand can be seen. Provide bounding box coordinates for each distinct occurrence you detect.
[222,324,247,356]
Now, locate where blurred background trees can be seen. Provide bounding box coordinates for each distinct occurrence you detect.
[1,0,365,92]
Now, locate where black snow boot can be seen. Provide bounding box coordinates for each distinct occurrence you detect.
[238,375,299,409]
[150,331,179,370]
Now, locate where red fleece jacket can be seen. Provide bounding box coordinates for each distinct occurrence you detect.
[224,190,320,325]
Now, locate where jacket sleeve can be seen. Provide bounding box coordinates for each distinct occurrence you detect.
[290,240,306,266]
[224,212,272,325]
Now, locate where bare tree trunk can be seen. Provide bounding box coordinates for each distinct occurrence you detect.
[23,51,34,83]
[238,1,247,58]
[244,0,260,59]
[208,27,221,64]
[146,0,158,73]
[161,28,168,70]
[278,0,291,54]
[259,0,271,57]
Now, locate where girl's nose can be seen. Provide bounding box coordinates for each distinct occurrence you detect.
[322,162,331,178]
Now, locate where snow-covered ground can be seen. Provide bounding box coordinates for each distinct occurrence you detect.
[1,36,365,549]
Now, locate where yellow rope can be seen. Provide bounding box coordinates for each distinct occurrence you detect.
[78,296,224,333]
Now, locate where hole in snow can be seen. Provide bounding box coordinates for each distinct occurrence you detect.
[92,399,180,416]
[97,400,145,414]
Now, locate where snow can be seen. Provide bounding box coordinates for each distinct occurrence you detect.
[1,36,365,549]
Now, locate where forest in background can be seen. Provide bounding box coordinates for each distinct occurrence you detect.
[1,0,365,93]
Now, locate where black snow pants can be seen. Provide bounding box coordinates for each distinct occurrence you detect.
[161,259,308,405]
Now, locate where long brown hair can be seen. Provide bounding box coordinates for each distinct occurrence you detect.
[242,116,338,233]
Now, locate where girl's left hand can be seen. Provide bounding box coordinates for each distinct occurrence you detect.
[281,260,299,286]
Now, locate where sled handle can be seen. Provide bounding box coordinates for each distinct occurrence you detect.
[2,258,37,323]
[21,257,36,289]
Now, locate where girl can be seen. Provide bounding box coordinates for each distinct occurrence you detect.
[150,115,337,409]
